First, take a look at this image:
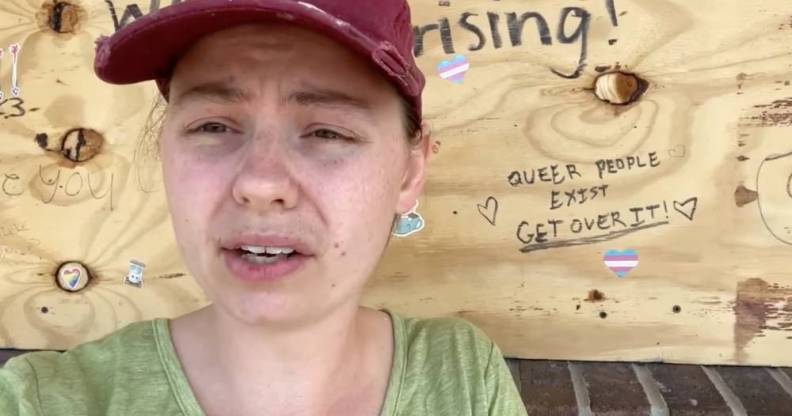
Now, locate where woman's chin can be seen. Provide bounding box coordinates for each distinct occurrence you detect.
[215,293,312,327]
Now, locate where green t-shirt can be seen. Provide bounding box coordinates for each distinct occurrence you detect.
[0,310,528,415]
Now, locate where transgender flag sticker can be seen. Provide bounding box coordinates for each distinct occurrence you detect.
[603,249,639,278]
[437,55,470,84]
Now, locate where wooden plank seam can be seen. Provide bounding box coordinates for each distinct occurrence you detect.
[701,366,747,416]
[632,364,669,416]
[567,362,593,416]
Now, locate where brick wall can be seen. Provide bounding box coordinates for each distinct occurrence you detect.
[507,359,792,415]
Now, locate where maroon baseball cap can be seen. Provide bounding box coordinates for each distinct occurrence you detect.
[94,0,425,121]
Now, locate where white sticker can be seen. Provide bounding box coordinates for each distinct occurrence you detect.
[9,43,20,97]
[125,260,146,288]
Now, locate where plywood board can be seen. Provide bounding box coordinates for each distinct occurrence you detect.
[0,0,791,366]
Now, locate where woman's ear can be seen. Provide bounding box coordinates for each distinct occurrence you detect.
[396,122,432,214]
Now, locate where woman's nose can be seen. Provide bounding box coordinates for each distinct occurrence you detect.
[230,138,299,213]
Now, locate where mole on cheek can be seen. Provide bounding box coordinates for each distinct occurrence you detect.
[341,251,346,257]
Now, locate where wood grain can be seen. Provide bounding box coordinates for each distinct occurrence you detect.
[1,0,791,366]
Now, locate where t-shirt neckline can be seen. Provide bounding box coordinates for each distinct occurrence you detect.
[152,308,405,416]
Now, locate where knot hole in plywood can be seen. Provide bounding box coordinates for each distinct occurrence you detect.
[37,1,83,34]
[594,71,649,105]
[35,128,104,163]
[55,261,91,293]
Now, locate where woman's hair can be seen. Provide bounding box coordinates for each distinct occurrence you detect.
[401,97,422,146]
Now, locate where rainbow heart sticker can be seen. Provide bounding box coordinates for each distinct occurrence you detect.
[62,268,81,289]
[437,55,469,84]
[603,249,638,278]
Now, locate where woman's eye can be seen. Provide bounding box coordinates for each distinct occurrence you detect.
[191,122,230,134]
[312,129,349,141]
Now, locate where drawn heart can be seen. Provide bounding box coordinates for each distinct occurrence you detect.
[477,196,498,226]
[437,55,470,84]
[62,268,81,289]
[603,249,639,278]
[673,197,698,221]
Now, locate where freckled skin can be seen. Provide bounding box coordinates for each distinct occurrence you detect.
[160,23,431,326]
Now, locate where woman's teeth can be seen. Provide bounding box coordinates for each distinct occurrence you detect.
[241,252,289,264]
[240,245,295,255]
[238,246,296,264]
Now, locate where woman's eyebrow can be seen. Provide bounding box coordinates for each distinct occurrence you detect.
[171,81,251,107]
[171,82,373,114]
[288,88,372,112]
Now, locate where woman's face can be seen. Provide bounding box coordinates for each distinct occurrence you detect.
[159,23,429,325]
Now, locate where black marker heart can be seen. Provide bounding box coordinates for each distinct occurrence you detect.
[673,197,698,221]
[477,196,498,226]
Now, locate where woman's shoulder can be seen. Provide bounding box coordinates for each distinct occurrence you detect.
[0,319,177,415]
[385,310,528,415]
[390,310,497,373]
[4,318,161,373]
[398,311,494,350]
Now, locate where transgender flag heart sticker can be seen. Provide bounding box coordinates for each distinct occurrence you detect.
[437,55,470,84]
[603,249,639,278]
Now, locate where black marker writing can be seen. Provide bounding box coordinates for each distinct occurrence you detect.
[105,1,594,80]
[2,173,23,197]
[595,152,661,180]
[477,196,499,226]
[550,7,590,79]
[507,12,552,47]
[516,198,695,251]
[413,7,590,79]
[0,98,27,119]
[787,172,792,199]
[88,171,114,210]
[549,184,609,210]
[64,172,83,197]
[459,13,486,51]
[2,166,116,210]
[105,0,182,31]
[756,151,792,246]
[508,164,582,187]
[521,222,667,254]
[38,165,60,204]
[605,0,619,27]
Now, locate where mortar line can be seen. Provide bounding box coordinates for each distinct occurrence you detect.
[632,364,669,416]
[701,366,747,416]
[567,362,593,416]
[766,368,792,399]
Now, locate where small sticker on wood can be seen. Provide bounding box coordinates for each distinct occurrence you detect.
[603,249,638,278]
[437,54,469,84]
[125,260,146,288]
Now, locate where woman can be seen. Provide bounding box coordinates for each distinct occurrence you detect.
[1,0,528,414]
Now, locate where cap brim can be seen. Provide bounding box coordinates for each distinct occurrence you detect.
[95,0,402,98]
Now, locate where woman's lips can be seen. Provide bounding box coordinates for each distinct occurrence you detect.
[222,249,309,283]
[221,234,314,257]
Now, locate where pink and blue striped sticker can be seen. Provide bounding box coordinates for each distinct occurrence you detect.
[437,55,470,84]
[603,249,639,278]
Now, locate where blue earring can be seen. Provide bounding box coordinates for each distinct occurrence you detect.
[392,201,425,237]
